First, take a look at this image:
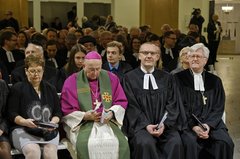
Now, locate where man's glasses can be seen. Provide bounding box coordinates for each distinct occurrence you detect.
[188,55,206,59]
[139,51,158,56]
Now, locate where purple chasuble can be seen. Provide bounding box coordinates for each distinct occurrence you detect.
[61,72,127,116]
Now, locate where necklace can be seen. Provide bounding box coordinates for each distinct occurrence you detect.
[91,82,101,108]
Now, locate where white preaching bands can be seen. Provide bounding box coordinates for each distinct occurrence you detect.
[141,66,158,90]
[193,72,205,92]
[165,48,174,59]
[6,51,15,62]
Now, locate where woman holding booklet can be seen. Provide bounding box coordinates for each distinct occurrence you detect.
[7,54,62,159]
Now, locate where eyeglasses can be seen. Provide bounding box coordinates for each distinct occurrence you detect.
[188,55,205,59]
[27,69,43,75]
[139,51,158,56]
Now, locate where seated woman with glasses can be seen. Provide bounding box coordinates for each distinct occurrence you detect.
[7,54,62,159]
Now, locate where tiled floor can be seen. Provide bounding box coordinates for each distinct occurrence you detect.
[215,55,240,159]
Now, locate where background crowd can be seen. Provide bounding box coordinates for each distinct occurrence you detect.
[0,6,228,159]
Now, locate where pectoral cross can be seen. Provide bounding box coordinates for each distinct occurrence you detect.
[93,99,101,110]
[202,94,207,105]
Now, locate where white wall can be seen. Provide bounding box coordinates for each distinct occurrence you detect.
[28,0,140,31]
[178,0,210,37]
[112,0,140,30]
[215,3,240,53]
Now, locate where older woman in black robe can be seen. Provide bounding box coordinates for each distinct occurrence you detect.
[174,43,234,159]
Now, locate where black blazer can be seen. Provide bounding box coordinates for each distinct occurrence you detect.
[102,61,133,83]
[207,21,222,42]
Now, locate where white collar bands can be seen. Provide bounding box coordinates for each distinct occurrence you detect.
[141,66,158,90]
[192,71,205,91]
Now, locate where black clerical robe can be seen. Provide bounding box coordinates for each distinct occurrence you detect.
[174,69,234,159]
[122,68,183,159]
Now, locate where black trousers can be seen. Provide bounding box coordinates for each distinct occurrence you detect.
[181,129,234,159]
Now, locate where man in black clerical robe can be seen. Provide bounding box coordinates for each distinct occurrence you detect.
[122,42,183,159]
[174,43,234,159]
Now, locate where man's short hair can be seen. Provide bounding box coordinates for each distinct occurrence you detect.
[163,31,175,38]
[106,41,123,55]
[139,42,160,55]
[0,31,17,46]
[26,43,44,55]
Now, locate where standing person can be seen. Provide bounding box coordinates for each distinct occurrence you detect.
[104,15,117,31]
[7,54,62,159]
[0,10,19,32]
[207,14,222,67]
[174,43,234,159]
[67,6,77,24]
[0,80,12,159]
[122,42,183,159]
[61,51,130,159]
[189,8,205,35]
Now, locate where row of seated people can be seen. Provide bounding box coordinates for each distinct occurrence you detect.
[1,22,210,85]
[0,30,203,85]
[0,42,234,159]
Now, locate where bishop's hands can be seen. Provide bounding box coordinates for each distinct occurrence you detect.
[84,111,102,122]
[83,109,114,124]
[102,110,113,124]
[146,124,165,137]
[192,123,210,139]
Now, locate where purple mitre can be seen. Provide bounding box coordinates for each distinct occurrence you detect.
[85,51,102,60]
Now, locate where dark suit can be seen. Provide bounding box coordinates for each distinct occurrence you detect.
[160,46,179,72]
[102,61,132,83]
[56,46,68,69]
[0,62,10,83]
[207,20,222,65]
[0,17,19,32]
[0,48,24,74]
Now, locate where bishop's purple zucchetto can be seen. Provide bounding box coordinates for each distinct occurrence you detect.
[85,51,102,60]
